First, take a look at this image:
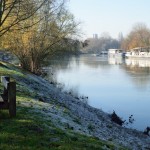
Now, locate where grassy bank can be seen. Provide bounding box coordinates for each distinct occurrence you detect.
[0,107,118,150]
[0,61,127,150]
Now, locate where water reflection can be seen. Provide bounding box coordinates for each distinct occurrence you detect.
[48,55,150,93]
[108,57,124,65]
[80,55,109,69]
[126,58,150,68]
[109,57,150,90]
[46,55,150,130]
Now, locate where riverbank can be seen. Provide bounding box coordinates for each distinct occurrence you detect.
[0,61,150,149]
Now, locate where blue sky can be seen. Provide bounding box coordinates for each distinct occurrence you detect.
[68,0,150,39]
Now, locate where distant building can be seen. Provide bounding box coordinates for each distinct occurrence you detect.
[118,32,124,42]
[93,34,98,39]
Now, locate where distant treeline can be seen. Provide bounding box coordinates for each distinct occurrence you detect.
[82,36,120,54]
[82,23,150,53]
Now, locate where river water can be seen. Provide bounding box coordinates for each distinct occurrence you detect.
[47,54,150,131]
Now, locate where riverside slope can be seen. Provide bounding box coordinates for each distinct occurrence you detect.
[0,61,150,149]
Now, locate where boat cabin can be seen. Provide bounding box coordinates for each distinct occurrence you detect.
[126,47,150,58]
[108,49,125,58]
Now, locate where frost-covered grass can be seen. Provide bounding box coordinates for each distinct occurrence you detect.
[0,61,128,150]
[0,106,123,150]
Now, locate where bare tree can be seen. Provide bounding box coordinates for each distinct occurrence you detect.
[0,0,51,37]
[121,23,150,49]
[3,0,79,74]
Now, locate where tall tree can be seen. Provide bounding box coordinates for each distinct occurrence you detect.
[121,23,150,50]
[2,0,79,74]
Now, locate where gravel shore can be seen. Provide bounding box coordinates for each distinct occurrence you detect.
[13,69,150,150]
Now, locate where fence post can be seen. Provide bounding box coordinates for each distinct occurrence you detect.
[8,81,16,117]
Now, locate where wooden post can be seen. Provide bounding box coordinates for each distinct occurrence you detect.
[8,81,16,117]
[0,76,16,117]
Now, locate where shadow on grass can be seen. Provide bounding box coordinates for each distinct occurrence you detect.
[0,107,53,150]
[0,106,124,150]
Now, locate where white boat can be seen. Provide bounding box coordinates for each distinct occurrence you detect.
[125,47,150,58]
[108,49,125,58]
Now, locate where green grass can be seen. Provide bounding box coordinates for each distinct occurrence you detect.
[0,106,125,150]
[0,62,24,77]
[0,61,128,150]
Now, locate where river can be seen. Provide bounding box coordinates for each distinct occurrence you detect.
[46,54,150,131]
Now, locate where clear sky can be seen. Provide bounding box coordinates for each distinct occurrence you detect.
[68,0,150,39]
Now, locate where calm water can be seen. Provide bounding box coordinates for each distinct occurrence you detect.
[47,54,150,131]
